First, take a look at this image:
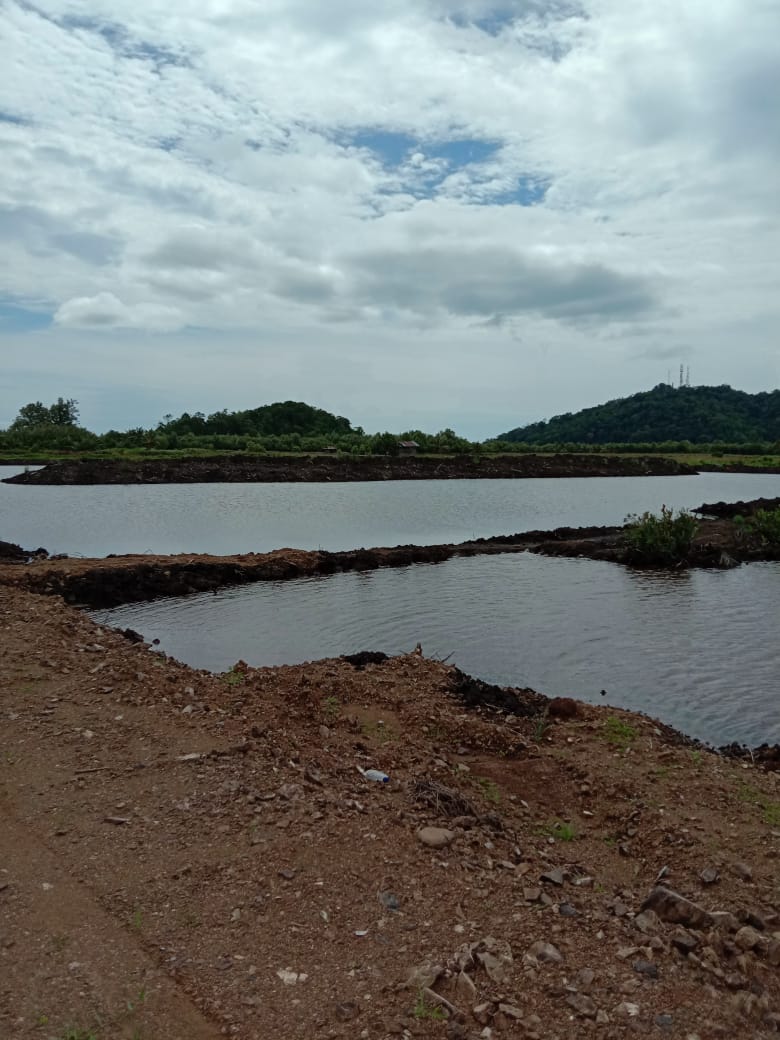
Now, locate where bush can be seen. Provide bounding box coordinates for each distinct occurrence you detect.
[735,507,780,546]
[624,505,698,564]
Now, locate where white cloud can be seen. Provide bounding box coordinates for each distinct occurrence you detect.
[0,0,779,433]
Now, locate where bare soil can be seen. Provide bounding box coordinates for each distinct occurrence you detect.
[1,564,779,1040]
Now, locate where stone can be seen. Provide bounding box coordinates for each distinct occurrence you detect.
[497,1004,523,1020]
[614,1002,640,1018]
[472,1003,493,1025]
[541,867,565,886]
[633,910,658,934]
[576,968,595,991]
[641,887,714,930]
[477,953,509,985]
[524,887,542,903]
[699,868,720,885]
[671,929,699,955]
[767,939,780,967]
[335,1002,359,1022]
[732,862,753,881]
[633,959,659,979]
[417,827,455,849]
[654,1013,674,1031]
[455,971,477,1002]
[735,926,766,952]
[525,941,563,965]
[710,911,741,933]
[406,961,444,990]
[558,902,579,917]
[566,993,597,1018]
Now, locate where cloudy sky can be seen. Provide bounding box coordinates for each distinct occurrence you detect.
[1,0,778,437]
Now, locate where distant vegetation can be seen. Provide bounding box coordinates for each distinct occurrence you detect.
[1,387,779,461]
[624,506,699,565]
[499,384,780,445]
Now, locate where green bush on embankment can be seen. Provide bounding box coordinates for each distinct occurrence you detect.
[624,506,698,565]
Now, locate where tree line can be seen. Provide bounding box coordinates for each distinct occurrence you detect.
[2,391,779,457]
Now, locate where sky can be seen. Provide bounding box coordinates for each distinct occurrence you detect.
[1,0,779,438]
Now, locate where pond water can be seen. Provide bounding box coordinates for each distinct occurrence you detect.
[93,552,780,749]
[2,468,780,557]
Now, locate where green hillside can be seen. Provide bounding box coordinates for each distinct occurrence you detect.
[498,384,780,445]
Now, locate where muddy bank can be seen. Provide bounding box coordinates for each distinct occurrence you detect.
[2,452,697,485]
[2,502,779,608]
[695,496,780,519]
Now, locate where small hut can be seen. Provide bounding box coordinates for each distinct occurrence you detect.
[398,440,419,457]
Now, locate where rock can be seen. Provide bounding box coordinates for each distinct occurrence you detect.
[633,959,659,979]
[767,939,780,967]
[576,968,595,991]
[615,1002,640,1017]
[334,1002,359,1022]
[472,1003,493,1025]
[710,911,741,933]
[566,993,597,1018]
[455,971,477,1002]
[524,887,542,903]
[406,961,444,990]
[641,887,714,930]
[472,940,513,985]
[699,868,720,885]
[540,867,565,886]
[732,862,753,881]
[558,902,578,917]
[276,968,308,985]
[633,910,659,934]
[525,941,563,965]
[671,929,699,955]
[735,926,764,952]
[654,1013,674,1031]
[417,827,455,849]
[379,891,400,911]
[497,1004,523,1020]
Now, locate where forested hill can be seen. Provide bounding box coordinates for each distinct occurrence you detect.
[498,385,780,445]
[158,400,356,437]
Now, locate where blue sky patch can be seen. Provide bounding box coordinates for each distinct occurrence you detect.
[349,130,498,169]
[0,110,27,126]
[0,301,51,333]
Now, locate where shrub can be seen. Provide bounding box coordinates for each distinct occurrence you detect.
[735,507,780,546]
[624,505,698,564]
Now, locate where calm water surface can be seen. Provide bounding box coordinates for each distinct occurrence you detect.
[3,468,780,557]
[94,553,780,749]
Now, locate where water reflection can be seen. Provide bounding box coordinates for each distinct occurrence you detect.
[93,552,780,749]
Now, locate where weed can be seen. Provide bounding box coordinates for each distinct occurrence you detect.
[413,990,446,1022]
[734,507,780,546]
[126,987,147,1013]
[60,1030,98,1040]
[541,820,576,841]
[624,505,698,564]
[737,782,780,827]
[130,907,143,931]
[690,750,704,768]
[475,777,501,804]
[321,695,340,721]
[221,666,245,687]
[361,720,399,744]
[604,716,637,749]
[532,711,550,743]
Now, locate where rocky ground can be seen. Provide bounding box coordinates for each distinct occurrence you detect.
[1,569,779,1040]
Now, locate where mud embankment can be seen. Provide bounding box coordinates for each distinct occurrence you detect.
[3,503,778,611]
[695,496,780,519]
[2,452,697,485]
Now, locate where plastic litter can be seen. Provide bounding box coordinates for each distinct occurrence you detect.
[358,767,389,783]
